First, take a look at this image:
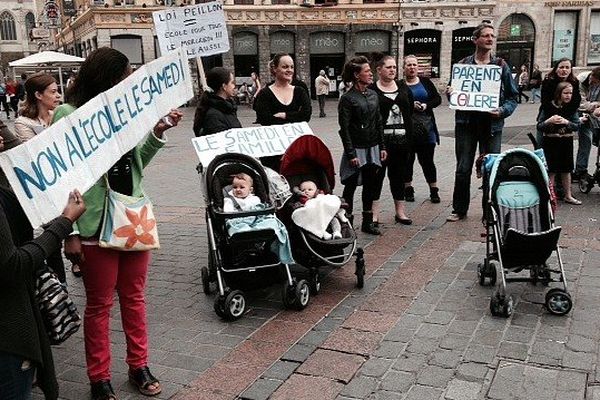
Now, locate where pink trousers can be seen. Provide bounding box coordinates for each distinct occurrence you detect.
[81,244,151,383]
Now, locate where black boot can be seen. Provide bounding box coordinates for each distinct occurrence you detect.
[405,186,415,202]
[361,212,381,235]
[430,187,440,203]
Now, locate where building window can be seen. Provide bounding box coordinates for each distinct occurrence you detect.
[589,11,600,65]
[25,12,35,33]
[553,11,578,64]
[272,0,291,4]
[234,0,254,4]
[363,0,385,3]
[497,13,535,72]
[111,34,144,65]
[404,29,441,78]
[0,11,17,41]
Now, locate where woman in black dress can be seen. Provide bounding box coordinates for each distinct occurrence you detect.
[537,81,583,205]
[338,56,387,235]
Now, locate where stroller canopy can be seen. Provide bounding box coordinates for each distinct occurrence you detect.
[280,135,336,192]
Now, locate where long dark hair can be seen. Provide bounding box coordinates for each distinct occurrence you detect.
[66,47,130,107]
[342,55,370,85]
[193,67,234,136]
[20,73,56,118]
[547,57,577,85]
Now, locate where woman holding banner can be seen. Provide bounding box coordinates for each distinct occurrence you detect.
[193,67,242,137]
[253,53,311,170]
[52,47,182,400]
[0,134,87,400]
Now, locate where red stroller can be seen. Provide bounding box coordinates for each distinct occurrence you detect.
[278,135,365,291]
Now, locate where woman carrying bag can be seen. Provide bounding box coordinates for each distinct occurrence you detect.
[53,47,182,400]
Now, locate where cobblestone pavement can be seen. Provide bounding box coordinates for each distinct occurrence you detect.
[17,100,598,399]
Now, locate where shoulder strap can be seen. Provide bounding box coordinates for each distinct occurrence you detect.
[223,188,243,211]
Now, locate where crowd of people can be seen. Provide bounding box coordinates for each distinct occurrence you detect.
[1,21,598,400]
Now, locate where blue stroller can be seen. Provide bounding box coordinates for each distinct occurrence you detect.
[478,148,572,317]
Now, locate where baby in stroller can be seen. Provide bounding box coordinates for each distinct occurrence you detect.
[291,180,349,240]
[223,173,261,212]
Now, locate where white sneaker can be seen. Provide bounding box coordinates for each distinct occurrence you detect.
[322,232,332,240]
[332,231,342,239]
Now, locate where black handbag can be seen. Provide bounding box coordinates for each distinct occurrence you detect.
[411,112,433,144]
[36,266,81,345]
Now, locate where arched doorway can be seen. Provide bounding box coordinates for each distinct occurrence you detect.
[309,31,345,98]
[403,29,441,78]
[496,14,536,72]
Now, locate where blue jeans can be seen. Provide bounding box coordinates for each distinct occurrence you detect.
[0,352,35,400]
[531,87,541,103]
[452,122,502,216]
[575,124,593,174]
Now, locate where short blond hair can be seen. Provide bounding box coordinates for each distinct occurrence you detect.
[232,172,253,186]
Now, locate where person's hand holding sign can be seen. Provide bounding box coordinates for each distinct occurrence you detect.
[489,108,502,119]
[153,109,183,138]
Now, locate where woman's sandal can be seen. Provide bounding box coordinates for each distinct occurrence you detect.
[564,197,582,205]
[90,380,117,400]
[129,366,162,396]
[71,263,82,278]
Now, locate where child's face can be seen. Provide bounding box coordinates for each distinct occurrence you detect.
[300,182,318,198]
[232,177,252,199]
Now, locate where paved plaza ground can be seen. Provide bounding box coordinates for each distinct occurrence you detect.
[14,99,600,400]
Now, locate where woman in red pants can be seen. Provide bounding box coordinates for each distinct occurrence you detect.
[52,48,183,400]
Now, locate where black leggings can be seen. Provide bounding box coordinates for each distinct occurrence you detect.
[405,143,437,184]
[373,144,410,201]
[342,164,380,215]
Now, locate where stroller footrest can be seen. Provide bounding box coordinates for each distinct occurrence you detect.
[501,226,561,267]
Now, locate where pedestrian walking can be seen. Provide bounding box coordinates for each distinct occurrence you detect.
[402,54,442,204]
[0,80,10,119]
[529,64,542,104]
[250,71,262,107]
[315,69,330,117]
[53,47,182,400]
[369,53,412,227]
[446,23,518,222]
[193,67,242,137]
[338,55,387,235]
[517,64,530,104]
[5,78,18,118]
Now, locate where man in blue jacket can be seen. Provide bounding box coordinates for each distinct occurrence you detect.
[446,23,518,222]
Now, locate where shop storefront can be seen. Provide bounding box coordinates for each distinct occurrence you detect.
[270,31,295,60]
[497,13,536,70]
[233,31,259,77]
[404,29,441,78]
[589,11,600,65]
[354,30,391,57]
[552,11,578,65]
[451,27,476,66]
[309,31,345,98]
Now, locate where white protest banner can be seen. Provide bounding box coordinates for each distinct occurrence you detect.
[0,48,194,227]
[192,122,313,167]
[448,63,502,112]
[153,1,229,59]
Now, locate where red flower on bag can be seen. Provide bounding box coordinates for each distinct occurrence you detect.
[113,206,156,249]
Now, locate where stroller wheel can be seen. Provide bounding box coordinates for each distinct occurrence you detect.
[283,280,311,310]
[545,289,572,316]
[309,271,321,295]
[490,293,513,318]
[478,260,497,286]
[579,177,593,194]
[201,267,211,295]
[222,290,246,320]
[355,248,366,289]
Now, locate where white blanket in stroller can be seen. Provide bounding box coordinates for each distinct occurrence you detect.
[292,194,341,239]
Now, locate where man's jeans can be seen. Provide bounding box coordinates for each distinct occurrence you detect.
[576,124,593,174]
[452,123,502,216]
[0,352,35,400]
[531,87,541,103]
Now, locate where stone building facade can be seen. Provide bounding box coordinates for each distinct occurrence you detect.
[53,0,600,94]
